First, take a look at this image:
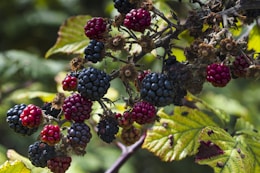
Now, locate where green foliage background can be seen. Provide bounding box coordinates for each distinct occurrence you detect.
[0,0,260,173]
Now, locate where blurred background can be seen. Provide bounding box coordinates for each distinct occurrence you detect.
[0,0,259,173]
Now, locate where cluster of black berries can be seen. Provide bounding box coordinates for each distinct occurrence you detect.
[6,0,259,172]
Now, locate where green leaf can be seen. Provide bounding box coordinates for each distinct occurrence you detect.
[45,15,91,58]
[197,127,254,173]
[246,138,260,173]
[0,160,30,173]
[248,24,260,58]
[142,106,218,162]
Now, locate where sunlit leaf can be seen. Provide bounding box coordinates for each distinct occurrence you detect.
[248,24,260,58]
[45,15,91,58]
[0,160,30,173]
[142,106,218,161]
[246,138,260,173]
[197,127,254,173]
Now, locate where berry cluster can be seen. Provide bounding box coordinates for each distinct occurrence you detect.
[6,0,258,172]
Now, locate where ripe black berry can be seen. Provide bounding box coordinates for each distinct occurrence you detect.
[42,102,61,118]
[113,0,136,14]
[6,104,38,136]
[67,122,92,154]
[28,141,56,168]
[231,55,250,78]
[140,72,175,107]
[77,67,111,101]
[97,116,119,143]
[84,40,105,63]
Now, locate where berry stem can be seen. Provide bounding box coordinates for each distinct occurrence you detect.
[105,134,146,173]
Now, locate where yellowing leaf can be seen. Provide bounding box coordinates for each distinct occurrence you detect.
[248,25,260,58]
[197,127,254,173]
[142,106,218,162]
[45,15,91,58]
[0,160,30,173]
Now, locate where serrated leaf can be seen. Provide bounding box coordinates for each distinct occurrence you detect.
[0,160,30,173]
[246,138,260,173]
[45,15,91,58]
[248,24,260,58]
[234,118,260,137]
[142,106,218,162]
[197,127,254,173]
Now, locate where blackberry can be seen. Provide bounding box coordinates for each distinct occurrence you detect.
[113,0,136,14]
[62,74,78,91]
[140,72,175,107]
[42,102,61,118]
[231,55,250,78]
[97,116,119,143]
[20,104,42,128]
[6,104,38,136]
[47,156,72,173]
[84,17,107,40]
[28,141,56,168]
[84,40,105,63]
[124,8,151,32]
[67,122,92,154]
[131,101,156,124]
[62,93,93,122]
[121,126,141,145]
[40,124,61,146]
[77,67,111,101]
[206,63,231,87]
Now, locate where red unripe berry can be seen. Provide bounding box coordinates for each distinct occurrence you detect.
[115,111,134,129]
[47,156,72,173]
[131,101,156,124]
[62,75,77,91]
[40,124,61,146]
[20,104,42,128]
[124,8,151,32]
[206,63,231,87]
[84,17,107,40]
